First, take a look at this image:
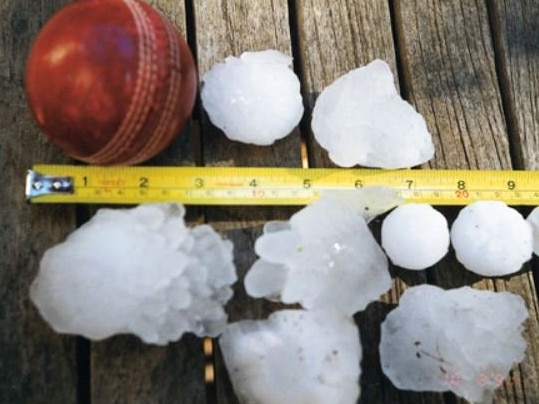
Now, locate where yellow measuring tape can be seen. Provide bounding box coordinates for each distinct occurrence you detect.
[26,164,539,206]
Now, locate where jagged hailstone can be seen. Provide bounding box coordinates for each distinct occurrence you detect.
[526,206,539,255]
[311,59,434,168]
[219,309,361,404]
[30,203,237,345]
[382,204,449,270]
[450,201,532,276]
[380,285,528,403]
[201,49,303,145]
[245,191,394,315]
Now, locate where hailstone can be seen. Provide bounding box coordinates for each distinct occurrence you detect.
[245,192,393,315]
[219,309,361,404]
[311,59,434,168]
[526,206,539,255]
[450,201,532,276]
[201,49,303,145]
[30,203,237,345]
[380,284,528,403]
[382,204,449,270]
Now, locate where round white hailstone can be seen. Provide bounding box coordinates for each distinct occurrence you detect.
[379,284,528,403]
[526,206,539,255]
[381,204,449,270]
[244,195,391,315]
[30,203,237,345]
[219,309,361,404]
[201,49,304,145]
[450,201,532,276]
[311,59,434,168]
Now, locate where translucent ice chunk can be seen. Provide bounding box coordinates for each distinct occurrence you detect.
[380,284,528,403]
[451,201,532,276]
[30,203,237,345]
[311,59,434,168]
[382,204,449,270]
[201,49,304,145]
[526,206,539,255]
[219,309,361,404]
[245,195,391,315]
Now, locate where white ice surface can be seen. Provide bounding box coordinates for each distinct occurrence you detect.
[219,309,361,404]
[311,59,434,168]
[450,201,532,276]
[526,206,539,255]
[201,49,303,145]
[30,203,237,345]
[380,284,528,403]
[382,204,449,270]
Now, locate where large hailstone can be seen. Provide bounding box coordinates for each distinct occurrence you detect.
[201,49,304,145]
[450,201,532,276]
[382,204,449,270]
[380,285,528,403]
[311,59,434,168]
[526,206,539,255]
[245,191,395,315]
[30,203,237,345]
[219,309,361,404]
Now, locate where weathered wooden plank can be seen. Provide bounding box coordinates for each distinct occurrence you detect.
[88,2,207,403]
[294,2,445,403]
[193,1,302,402]
[397,1,539,403]
[0,0,79,402]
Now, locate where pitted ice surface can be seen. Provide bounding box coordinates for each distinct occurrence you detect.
[382,204,449,270]
[201,49,303,145]
[219,309,361,404]
[245,195,391,315]
[30,203,237,345]
[311,59,434,168]
[380,285,528,403]
[450,201,532,276]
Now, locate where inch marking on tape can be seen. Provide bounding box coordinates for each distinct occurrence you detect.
[26,164,539,206]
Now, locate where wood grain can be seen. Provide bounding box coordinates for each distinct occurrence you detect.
[0,0,79,402]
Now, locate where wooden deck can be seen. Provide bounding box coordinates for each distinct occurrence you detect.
[1,0,538,403]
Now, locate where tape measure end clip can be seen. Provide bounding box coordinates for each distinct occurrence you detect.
[26,170,74,201]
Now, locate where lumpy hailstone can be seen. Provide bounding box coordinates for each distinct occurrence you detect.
[380,285,528,403]
[30,203,237,345]
[311,59,434,168]
[201,49,303,145]
[245,193,392,315]
[451,201,532,276]
[382,204,449,270]
[219,309,361,404]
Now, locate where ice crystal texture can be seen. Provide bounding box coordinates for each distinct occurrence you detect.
[526,206,539,255]
[30,203,237,345]
[382,204,449,270]
[220,309,361,404]
[450,201,532,276]
[380,285,528,403]
[311,59,434,168]
[201,49,303,145]
[245,194,392,315]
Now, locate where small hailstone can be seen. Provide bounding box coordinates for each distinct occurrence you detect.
[380,284,528,403]
[382,204,449,270]
[450,201,532,276]
[311,59,434,168]
[219,309,361,404]
[30,203,236,345]
[526,206,539,255]
[201,49,304,145]
[245,194,391,315]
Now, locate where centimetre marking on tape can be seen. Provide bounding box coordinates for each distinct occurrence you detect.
[25,164,539,206]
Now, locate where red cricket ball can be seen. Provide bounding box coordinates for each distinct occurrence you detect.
[25,0,197,165]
